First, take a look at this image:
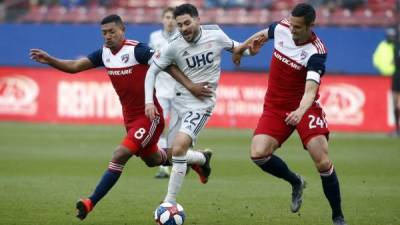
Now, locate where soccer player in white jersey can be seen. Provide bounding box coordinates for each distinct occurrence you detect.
[149,7,177,179]
[232,3,347,225]
[30,14,210,221]
[144,3,250,205]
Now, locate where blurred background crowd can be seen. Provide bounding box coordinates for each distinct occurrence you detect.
[0,0,398,26]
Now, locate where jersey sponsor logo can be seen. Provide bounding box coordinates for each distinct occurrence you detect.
[273,51,302,70]
[121,54,129,63]
[107,67,133,76]
[186,52,214,68]
[0,75,38,115]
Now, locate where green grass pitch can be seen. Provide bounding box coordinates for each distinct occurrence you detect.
[0,122,399,225]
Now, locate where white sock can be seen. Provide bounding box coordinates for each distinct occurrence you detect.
[186,149,206,165]
[164,155,187,203]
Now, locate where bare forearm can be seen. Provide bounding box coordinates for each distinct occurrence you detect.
[165,65,194,90]
[297,81,319,113]
[46,57,78,73]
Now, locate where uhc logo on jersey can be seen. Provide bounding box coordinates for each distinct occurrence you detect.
[186,52,214,68]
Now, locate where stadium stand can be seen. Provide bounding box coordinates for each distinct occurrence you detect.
[0,0,398,26]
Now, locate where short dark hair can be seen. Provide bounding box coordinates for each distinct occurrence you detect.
[101,14,124,27]
[173,3,198,19]
[162,7,175,17]
[291,3,316,26]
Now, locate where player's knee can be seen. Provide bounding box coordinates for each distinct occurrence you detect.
[171,144,187,156]
[112,147,132,164]
[315,158,332,172]
[143,159,158,167]
[250,142,274,158]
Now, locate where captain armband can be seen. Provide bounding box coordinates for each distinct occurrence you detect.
[306,71,321,84]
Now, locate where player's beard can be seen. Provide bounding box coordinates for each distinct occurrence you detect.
[183,31,193,42]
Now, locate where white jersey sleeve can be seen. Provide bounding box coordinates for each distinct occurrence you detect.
[153,42,176,71]
[148,31,156,49]
[212,25,235,51]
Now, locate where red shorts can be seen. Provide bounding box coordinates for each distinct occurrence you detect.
[121,115,165,157]
[254,103,329,148]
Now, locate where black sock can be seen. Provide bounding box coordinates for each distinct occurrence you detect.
[89,162,123,206]
[252,154,300,186]
[321,168,343,219]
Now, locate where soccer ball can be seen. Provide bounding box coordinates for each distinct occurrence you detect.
[154,202,185,225]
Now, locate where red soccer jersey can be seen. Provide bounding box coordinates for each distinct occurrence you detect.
[265,19,327,111]
[87,39,162,126]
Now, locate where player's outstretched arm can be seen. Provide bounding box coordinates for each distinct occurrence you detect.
[29,48,94,74]
[232,30,268,65]
[165,65,212,99]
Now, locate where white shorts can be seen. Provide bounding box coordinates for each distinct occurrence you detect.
[166,108,212,148]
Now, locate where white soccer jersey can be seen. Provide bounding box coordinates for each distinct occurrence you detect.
[149,30,177,100]
[153,25,235,111]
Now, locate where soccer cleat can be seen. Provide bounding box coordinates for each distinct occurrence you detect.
[191,149,212,184]
[290,175,306,213]
[76,198,93,220]
[332,216,347,225]
[155,166,170,179]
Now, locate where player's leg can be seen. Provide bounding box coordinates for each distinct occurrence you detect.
[166,108,210,183]
[164,109,212,202]
[250,134,304,211]
[76,116,163,220]
[76,144,134,220]
[306,135,346,225]
[164,132,192,203]
[155,97,172,178]
[251,109,304,212]
[298,105,346,224]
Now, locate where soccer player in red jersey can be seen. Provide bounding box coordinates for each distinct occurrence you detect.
[232,3,347,225]
[30,14,210,221]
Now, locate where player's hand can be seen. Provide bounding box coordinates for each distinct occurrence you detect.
[232,46,244,66]
[248,35,266,55]
[145,103,159,120]
[29,49,52,64]
[285,110,305,126]
[188,82,213,99]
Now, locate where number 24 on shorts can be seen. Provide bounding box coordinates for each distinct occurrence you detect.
[308,115,328,129]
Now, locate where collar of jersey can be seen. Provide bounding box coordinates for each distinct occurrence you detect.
[110,39,127,55]
[294,32,316,46]
[192,27,203,44]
